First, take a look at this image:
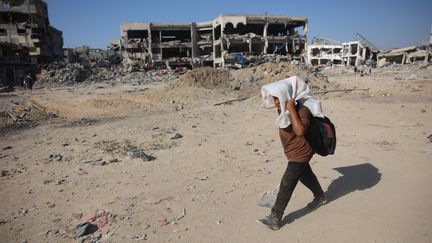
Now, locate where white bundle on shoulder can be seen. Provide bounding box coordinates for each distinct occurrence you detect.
[261,76,324,128]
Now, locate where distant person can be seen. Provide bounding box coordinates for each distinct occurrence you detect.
[257,77,326,230]
[24,73,34,90]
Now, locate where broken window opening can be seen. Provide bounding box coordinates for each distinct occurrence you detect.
[0,28,6,35]
[320,59,329,65]
[365,48,371,59]
[152,48,161,54]
[333,60,342,65]
[350,44,358,55]
[198,29,212,42]
[17,28,27,35]
[127,30,148,39]
[215,44,221,58]
[162,47,191,58]
[349,57,357,66]
[227,43,249,53]
[311,59,318,66]
[224,23,264,36]
[267,24,288,36]
[385,55,404,64]
[311,48,320,56]
[288,25,304,36]
[267,43,287,55]
[333,48,341,54]
[214,25,221,40]
[151,30,160,43]
[198,46,212,56]
[161,30,191,43]
[251,43,265,54]
[321,48,331,54]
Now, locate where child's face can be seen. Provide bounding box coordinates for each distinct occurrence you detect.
[273,96,281,109]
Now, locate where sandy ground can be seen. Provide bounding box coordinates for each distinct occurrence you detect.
[1,65,432,243]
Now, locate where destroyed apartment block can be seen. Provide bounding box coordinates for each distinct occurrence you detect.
[377,45,431,68]
[0,0,63,86]
[307,37,342,66]
[341,41,379,67]
[120,14,308,69]
[341,34,380,67]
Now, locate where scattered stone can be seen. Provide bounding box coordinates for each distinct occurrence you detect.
[107,156,121,163]
[171,133,183,139]
[74,222,98,237]
[95,140,156,161]
[428,134,432,143]
[132,234,147,240]
[49,154,63,161]
[3,146,12,150]
[43,178,65,185]
[195,176,209,181]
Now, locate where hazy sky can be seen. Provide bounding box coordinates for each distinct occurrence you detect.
[45,0,432,50]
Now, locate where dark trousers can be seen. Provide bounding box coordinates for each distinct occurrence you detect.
[271,162,324,219]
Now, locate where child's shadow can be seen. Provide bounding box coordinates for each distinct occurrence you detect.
[280,163,381,227]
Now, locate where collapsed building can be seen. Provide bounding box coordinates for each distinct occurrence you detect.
[0,0,63,86]
[307,37,342,66]
[341,41,377,66]
[377,45,431,67]
[120,14,308,69]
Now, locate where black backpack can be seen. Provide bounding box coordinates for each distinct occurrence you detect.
[297,104,336,156]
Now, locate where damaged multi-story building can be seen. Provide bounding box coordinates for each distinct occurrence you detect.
[0,0,63,86]
[307,37,342,66]
[120,14,308,69]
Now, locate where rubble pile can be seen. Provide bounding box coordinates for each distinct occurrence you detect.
[172,61,333,92]
[171,67,231,89]
[36,46,181,87]
[318,62,432,81]
[0,100,59,131]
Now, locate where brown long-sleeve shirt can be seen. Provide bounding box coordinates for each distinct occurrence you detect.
[279,106,314,163]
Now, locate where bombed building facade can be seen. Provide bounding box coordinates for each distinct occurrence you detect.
[307,37,342,66]
[0,0,63,86]
[120,14,308,69]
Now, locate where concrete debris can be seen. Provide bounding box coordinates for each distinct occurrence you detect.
[95,140,156,161]
[43,178,66,185]
[48,154,63,162]
[1,100,59,130]
[132,234,147,240]
[74,222,97,237]
[171,133,183,139]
